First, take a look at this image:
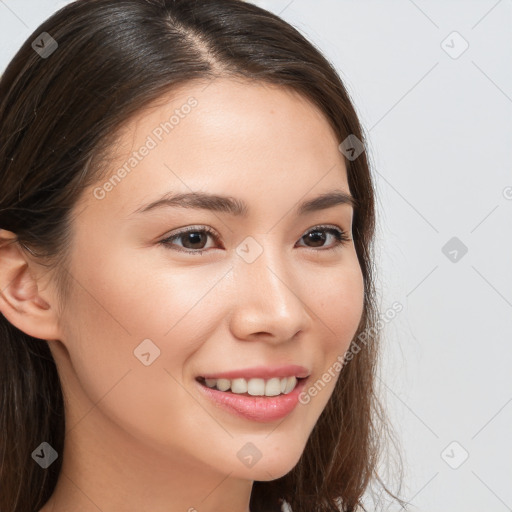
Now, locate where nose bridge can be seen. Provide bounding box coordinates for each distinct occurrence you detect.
[230,234,309,338]
[235,234,292,296]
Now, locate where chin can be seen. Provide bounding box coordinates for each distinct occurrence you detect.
[236,448,304,481]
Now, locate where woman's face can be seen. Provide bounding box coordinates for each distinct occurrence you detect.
[52,78,364,484]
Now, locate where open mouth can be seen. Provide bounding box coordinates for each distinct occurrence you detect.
[195,374,309,422]
[195,375,308,397]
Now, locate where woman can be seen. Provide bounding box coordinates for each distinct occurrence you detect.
[0,1,405,510]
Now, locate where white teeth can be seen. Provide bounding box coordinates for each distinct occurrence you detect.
[216,378,230,391]
[265,377,282,396]
[284,376,297,394]
[201,376,299,396]
[231,378,248,394]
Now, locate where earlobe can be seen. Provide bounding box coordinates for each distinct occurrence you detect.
[0,229,60,340]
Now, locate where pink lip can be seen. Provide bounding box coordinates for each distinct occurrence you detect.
[196,376,309,422]
[198,364,310,380]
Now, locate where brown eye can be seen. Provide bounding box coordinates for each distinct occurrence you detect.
[159,226,220,255]
[178,231,209,249]
[297,226,351,250]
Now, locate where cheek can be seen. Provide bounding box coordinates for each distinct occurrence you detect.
[68,247,219,344]
[312,261,365,349]
[59,260,224,454]
[299,261,364,404]
[60,250,227,398]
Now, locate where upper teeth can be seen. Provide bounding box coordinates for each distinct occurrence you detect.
[204,376,298,396]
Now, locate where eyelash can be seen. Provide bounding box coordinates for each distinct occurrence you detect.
[158,224,351,255]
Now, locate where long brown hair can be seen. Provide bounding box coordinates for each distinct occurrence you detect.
[0,1,406,510]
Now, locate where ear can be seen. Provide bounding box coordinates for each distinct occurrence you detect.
[0,229,62,341]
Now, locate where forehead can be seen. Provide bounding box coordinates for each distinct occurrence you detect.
[82,77,350,220]
[118,77,340,155]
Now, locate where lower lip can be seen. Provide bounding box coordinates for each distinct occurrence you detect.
[196,378,308,422]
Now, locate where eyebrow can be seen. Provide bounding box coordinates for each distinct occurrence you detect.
[131,189,357,217]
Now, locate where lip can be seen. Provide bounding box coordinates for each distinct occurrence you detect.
[198,364,310,380]
[196,375,309,422]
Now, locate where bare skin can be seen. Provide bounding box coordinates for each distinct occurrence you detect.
[0,77,364,512]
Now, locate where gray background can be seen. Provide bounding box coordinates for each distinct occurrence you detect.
[1,1,511,511]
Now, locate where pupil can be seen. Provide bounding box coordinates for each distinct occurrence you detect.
[185,232,206,249]
[307,231,325,247]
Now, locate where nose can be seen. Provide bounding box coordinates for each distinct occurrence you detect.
[228,236,311,344]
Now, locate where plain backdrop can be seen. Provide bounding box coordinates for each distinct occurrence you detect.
[1,1,511,511]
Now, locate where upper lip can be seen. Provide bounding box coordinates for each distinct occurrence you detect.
[198,364,310,381]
